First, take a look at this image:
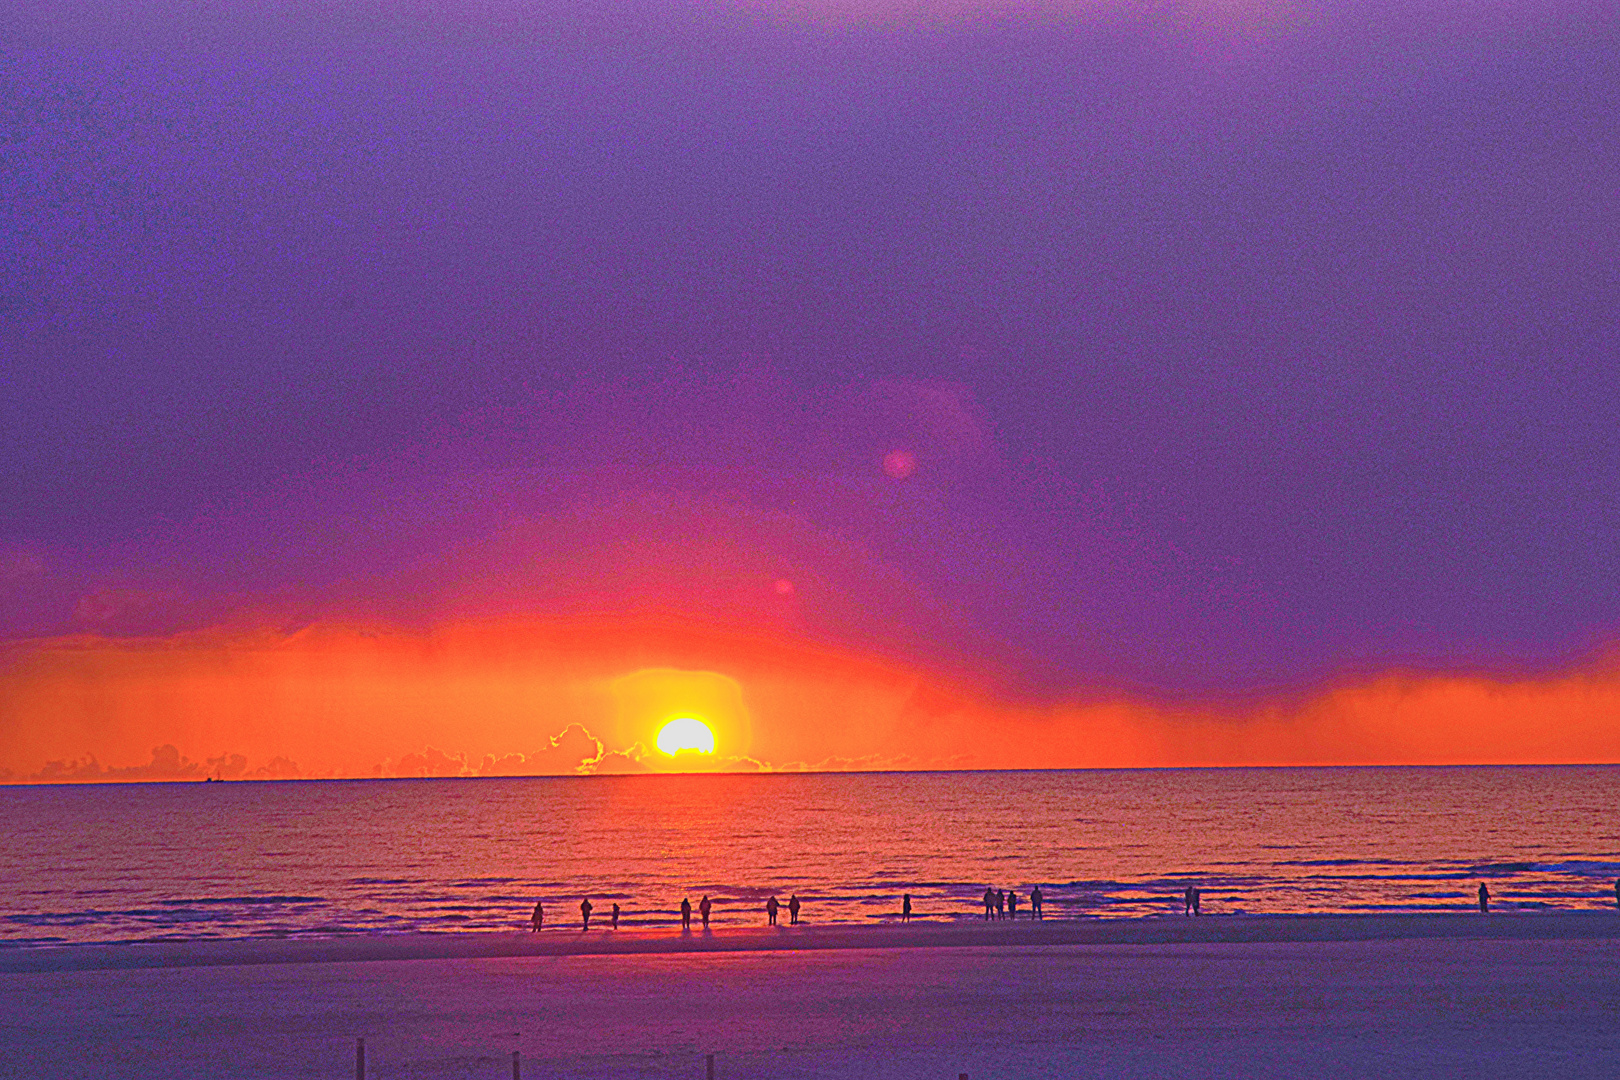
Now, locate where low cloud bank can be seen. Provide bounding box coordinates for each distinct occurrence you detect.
[3,622,1618,784]
[29,745,302,782]
[379,724,605,778]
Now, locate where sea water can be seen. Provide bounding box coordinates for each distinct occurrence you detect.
[2,766,1617,945]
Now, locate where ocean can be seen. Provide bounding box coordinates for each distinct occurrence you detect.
[2,766,1617,946]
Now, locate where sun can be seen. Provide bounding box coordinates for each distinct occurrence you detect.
[656,717,716,756]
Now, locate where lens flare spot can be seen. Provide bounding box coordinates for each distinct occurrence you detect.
[656,717,716,756]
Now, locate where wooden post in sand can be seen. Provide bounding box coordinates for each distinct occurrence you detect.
[355,1037,364,1080]
[706,1052,715,1079]
[512,1049,520,1079]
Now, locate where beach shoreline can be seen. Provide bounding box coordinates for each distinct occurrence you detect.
[6,908,1618,975]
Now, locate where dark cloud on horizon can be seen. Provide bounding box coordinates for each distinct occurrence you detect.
[28,744,303,782]
[2,0,1618,696]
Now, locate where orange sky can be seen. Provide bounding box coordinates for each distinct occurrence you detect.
[2,618,1616,782]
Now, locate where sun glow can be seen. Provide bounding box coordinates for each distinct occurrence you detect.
[656,717,716,756]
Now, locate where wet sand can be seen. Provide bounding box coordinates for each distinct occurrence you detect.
[4,914,1618,1078]
[4,909,1617,974]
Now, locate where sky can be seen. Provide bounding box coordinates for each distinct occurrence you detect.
[3,0,1619,779]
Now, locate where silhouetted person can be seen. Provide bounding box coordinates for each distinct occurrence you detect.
[766,895,779,925]
[700,895,712,929]
[681,897,692,930]
[1184,886,1194,916]
[1478,883,1489,913]
[1008,891,1018,919]
[789,894,801,925]
[902,894,912,923]
[983,886,995,920]
[611,903,620,930]
[580,897,593,931]
[1192,887,1201,916]
[531,901,543,932]
[1031,886,1043,919]
[995,890,1005,920]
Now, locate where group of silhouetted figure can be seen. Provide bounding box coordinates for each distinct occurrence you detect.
[527,893,803,932]
[525,877,1620,931]
[762,894,801,925]
[527,899,625,932]
[981,885,1044,919]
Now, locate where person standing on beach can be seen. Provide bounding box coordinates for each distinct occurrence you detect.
[902,894,912,923]
[580,897,593,931]
[1478,883,1489,913]
[1031,886,1043,919]
[1184,886,1194,916]
[531,901,543,932]
[789,895,801,924]
[983,886,994,920]
[681,897,692,930]
[700,895,712,929]
[1008,891,1019,919]
[995,890,1005,920]
[1192,887,1201,916]
[766,895,779,925]
[611,903,620,930]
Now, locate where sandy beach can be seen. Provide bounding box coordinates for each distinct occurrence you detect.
[4,914,1618,1078]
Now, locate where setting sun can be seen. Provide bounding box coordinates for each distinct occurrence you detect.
[655,717,716,756]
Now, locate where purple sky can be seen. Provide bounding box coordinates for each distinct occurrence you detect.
[3,0,1618,699]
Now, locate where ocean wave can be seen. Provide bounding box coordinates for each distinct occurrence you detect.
[6,768,1619,944]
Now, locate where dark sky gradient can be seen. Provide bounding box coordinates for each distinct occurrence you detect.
[4,0,1618,699]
